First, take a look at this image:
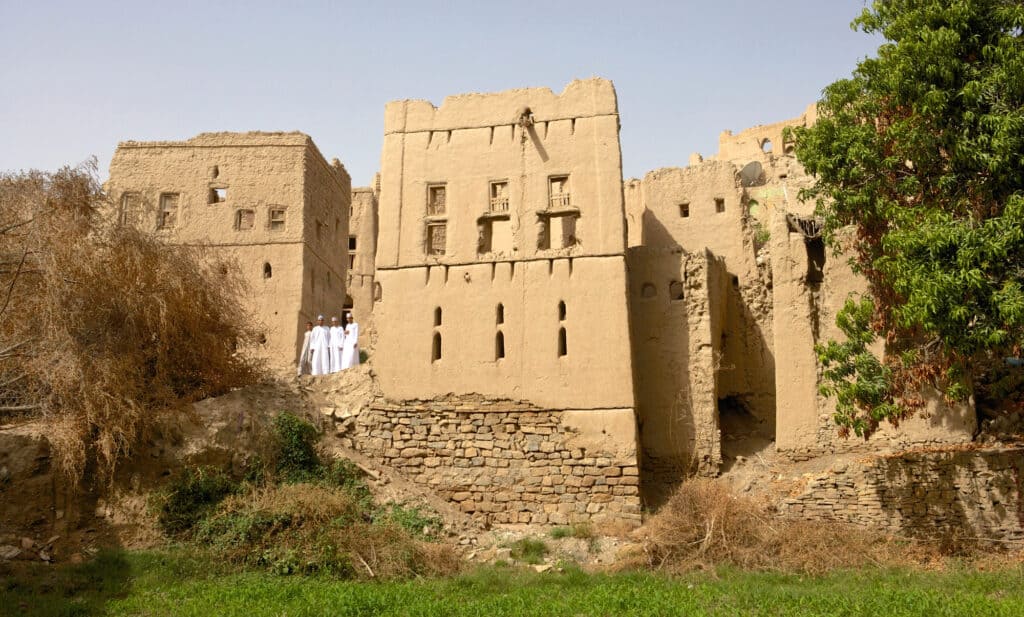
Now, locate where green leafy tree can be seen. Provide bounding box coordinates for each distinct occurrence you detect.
[790,0,1024,437]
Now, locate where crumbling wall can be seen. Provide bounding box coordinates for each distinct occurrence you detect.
[348,186,379,333]
[782,447,1024,542]
[334,398,641,527]
[626,247,725,480]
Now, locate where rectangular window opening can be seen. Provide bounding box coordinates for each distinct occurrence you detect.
[208,187,227,204]
[715,198,726,213]
[679,202,690,218]
[268,208,286,230]
[427,184,446,216]
[235,209,255,231]
[348,235,357,250]
[158,193,179,230]
[426,222,447,256]
[119,192,142,226]
[489,180,509,213]
[548,176,571,209]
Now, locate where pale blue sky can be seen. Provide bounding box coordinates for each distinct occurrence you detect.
[0,1,879,185]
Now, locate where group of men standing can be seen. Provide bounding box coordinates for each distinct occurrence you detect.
[297,313,360,376]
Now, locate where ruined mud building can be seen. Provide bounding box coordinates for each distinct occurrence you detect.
[105,79,983,529]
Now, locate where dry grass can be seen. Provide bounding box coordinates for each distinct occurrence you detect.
[625,479,917,575]
[195,483,461,579]
[0,162,260,482]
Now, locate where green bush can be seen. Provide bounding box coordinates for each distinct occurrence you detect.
[376,503,443,539]
[157,468,238,536]
[509,538,549,565]
[272,412,320,482]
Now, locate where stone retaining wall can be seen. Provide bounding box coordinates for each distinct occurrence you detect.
[334,399,642,527]
[782,447,1024,541]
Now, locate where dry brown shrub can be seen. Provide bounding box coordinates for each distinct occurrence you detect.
[626,479,907,574]
[199,483,461,579]
[0,162,260,482]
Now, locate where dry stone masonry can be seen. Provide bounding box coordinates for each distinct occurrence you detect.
[336,398,641,526]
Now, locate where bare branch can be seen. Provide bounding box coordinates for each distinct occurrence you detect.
[0,404,42,412]
[0,340,33,358]
[0,245,29,317]
[0,217,35,236]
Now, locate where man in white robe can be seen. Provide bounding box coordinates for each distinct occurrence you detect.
[296,321,314,376]
[341,312,360,369]
[329,316,345,373]
[309,315,331,375]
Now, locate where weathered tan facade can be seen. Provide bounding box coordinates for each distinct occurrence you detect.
[105,132,351,366]
[347,184,379,332]
[370,79,641,525]
[624,106,976,484]
[98,79,991,527]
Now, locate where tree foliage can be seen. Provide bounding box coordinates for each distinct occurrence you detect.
[0,162,261,481]
[791,0,1024,436]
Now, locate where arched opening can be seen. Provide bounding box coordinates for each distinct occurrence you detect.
[496,303,504,324]
[263,262,272,279]
[432,332,442,362]
[761,138,773,153]
[434,306,442,326]
[669,280,684,300]
[257,333,267,345]
[344,294,354,310]
[558,300,566,321]
[558,327,567,357]
[373,282,382,302]
[495,331,505,360]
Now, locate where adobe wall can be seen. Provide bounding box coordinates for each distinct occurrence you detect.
[781,447,1024,542]
[374,258,633,408]
[348,186,378,331]
[626,247,726,477]
[334,398,640,527]
[374,79,635,410]
[105,132,351,368]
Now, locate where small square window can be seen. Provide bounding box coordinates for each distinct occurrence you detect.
[427,184,446,216]
[426,222,446,255]
[549,175,570,209]
[679,202,690,218]
[489,180,509,213]
[119,192,142,226]
[235,209,255,230]
[715,198,726,213]
[158,193,179,230]
[208,187,227,204]
[268,208,286,230]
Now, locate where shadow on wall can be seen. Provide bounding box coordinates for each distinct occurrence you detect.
[871,450,1024,544]
[628,214,700,510]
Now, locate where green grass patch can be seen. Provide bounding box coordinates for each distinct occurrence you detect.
[508,538,549,565]
[3,550,1024,617]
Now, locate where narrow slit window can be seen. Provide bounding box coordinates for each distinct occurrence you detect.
[263,262,272,279]
[496,303,504,324]
[434,306,442,326]
[495,331,505,360]
[432,332,442,362]
[558,327,567,357]
[558,300,566,321]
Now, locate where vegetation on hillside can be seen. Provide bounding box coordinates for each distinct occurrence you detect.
[156,412,456,579]
[790,0,1024,437]
[0,162,260,481]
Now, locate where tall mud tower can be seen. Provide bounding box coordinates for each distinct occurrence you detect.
[370,79,641,526]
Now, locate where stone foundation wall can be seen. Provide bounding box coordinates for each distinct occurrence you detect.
[335,399,641,527]
[782,447,1024,541]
